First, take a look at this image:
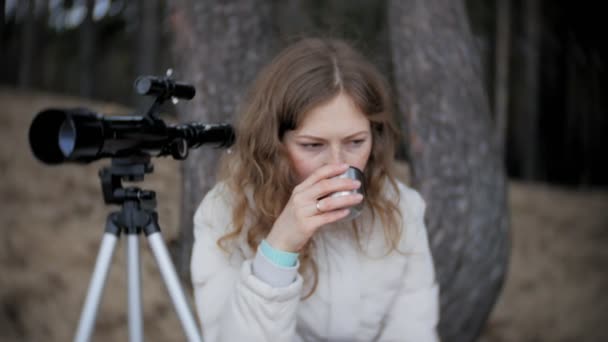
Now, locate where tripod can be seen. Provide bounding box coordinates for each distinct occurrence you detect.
[74,156,203,342]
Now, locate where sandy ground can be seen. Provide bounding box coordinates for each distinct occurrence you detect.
[1,88,607,341]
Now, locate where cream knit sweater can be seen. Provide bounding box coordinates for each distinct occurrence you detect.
[191,181,440,341]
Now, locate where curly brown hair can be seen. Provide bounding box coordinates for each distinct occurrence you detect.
[217,38,403,298]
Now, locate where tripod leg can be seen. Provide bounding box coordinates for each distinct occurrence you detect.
[144,215,203,342]
[126,233,144,342]
[74,215,121,342]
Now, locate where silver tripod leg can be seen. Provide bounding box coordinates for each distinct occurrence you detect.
[146,232,203,342]
[127,234,144,342]
[74,232,119,342]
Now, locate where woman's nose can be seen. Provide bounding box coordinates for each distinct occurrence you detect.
[328,146,344,165]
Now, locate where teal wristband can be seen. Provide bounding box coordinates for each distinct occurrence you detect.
[260,240,299,267]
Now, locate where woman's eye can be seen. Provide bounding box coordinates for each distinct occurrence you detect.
[300,143,323,149]
[350,139,365,146]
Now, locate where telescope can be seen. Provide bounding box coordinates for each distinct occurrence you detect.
[29,74,234,164]
[28,72,228,341]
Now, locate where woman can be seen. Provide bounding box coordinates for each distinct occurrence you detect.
[191,38,440,341]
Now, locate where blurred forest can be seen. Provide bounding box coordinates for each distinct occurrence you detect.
[1,0,606,186]
[1,0,607,341]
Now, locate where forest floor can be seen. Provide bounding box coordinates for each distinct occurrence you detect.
[1,88,607,341]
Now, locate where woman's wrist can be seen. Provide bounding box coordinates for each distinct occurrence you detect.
[252,243,299,287]
[265,229,299,253]
[260,239,299,267]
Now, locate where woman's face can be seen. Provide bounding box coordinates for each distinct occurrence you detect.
[283,93,373,183]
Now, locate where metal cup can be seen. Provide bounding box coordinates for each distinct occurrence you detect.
[327,166,365,221]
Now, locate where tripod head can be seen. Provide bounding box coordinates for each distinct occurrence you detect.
[99,155,156,208]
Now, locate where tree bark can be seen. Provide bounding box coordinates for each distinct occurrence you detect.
[517,0,541,179]
[494,0,511,154]
[168,0,275,279]
[18,0,36,89]
[79,0,96,98]
[388,1,509,341]
[0,0,5,58]
[135,0,160,111]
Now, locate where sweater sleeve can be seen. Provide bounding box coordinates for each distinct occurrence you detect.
[377,186,441,341]
[190,184,303,342]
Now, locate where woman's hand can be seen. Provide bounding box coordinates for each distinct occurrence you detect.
[265,163,363,253]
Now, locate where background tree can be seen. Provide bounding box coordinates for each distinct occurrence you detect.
[134,0,161,111]
[493,0,511,152]
[168,0,276,278]
[79,0,95,98]
[0,0,5,59]
[511,0,540,180]
[388,1,509,341]
[18,0,36,89]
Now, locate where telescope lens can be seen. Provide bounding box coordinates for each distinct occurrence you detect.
[29,109,70,164]
[59,119,76,157]
[29,109,104,164]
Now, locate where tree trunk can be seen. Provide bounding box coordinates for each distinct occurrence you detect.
[388,1,509,341]
[18,0,36,89]
[494,0,511,153]
[517,0,541,179]
[79,0,95,98]
[135,0,160,111]
[0,0,5,58]
[168,0,275,279]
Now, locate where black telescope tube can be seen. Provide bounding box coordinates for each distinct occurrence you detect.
[29,108,234,164]
[177,123,235,149]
